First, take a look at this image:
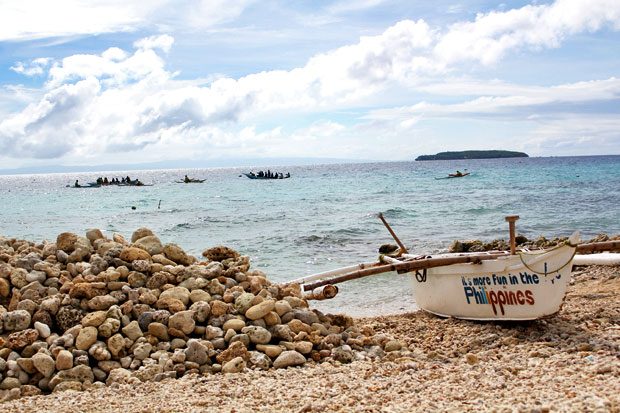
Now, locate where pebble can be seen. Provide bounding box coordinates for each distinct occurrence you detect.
[55,350,73,371]
[33,321,51,338]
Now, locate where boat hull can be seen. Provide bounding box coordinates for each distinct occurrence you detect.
[409,244,575,320]
[243,173,290,180]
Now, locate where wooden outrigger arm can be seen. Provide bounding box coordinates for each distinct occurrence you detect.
[378,213,408,254]
[297,239,620,293]
[575,240,620,253]
[301,252,510,291]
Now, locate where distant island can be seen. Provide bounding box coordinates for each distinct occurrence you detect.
[415,150,529,161]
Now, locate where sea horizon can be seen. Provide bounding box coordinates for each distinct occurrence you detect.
[2,153,619,176]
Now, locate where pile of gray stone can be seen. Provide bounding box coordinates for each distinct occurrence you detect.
[0,228,402,401]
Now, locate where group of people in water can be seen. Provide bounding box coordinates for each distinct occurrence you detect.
[73,176,144,187]
[249,170,290,179]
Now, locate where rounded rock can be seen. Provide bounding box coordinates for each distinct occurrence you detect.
[159,286,190,306]
[3,310,32,332]
[133,236,164,256]
[34,321,51,338]
[148,322,170,341]
[273,350,306,369]
[222,319,246,332]
[222,356,246,374]
[32,352,56,378]
[56,232,79,253]
[168,310,195,335]
[241,326,272,344]
[76,326,98,351]
[56,350,74,370]
[131,228,154,243]
[245,300,275,320]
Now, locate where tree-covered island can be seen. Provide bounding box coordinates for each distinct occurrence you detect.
[415,150,529,161]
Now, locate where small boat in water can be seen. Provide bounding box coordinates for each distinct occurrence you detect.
[243,172,290,180]
[176,175,206,183]
[71,179,151,188]
[176,178,206,183]
[289,215,620,320]
[436,172,470,180]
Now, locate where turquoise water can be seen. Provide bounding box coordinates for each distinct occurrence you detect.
[1,156,619,316]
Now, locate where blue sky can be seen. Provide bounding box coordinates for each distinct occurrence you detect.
[0,0,619,169]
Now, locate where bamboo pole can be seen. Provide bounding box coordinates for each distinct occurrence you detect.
[287,261,379,285]
[303,284,339,300]
[302,253,509,291]
[576,240,620,253]
[378,213,408,254]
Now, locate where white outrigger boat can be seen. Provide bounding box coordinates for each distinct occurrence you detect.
[290,215,620,321]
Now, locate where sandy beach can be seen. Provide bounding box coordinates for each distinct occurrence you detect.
[2,263,618,413]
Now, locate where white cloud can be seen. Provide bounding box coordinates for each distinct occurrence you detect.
[133,34,175,53]
[46,45,170,88]
[0,0,151,41]
[366,77,620,121]
[434,0,620,66]
[2,0,620,164]
[10,58,52,76]
[0,0,254,41]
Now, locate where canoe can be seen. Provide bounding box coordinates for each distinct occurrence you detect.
[243,173,290,180]
[435,173,470,180]
[175,179,206,183]
[72,181,151,188]
[291,231,584,321]
[404,241,576,320]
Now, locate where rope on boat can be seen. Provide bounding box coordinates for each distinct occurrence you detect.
[415,269,427,282]
[518,241,577,275]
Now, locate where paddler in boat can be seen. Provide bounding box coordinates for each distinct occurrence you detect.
[74,180,80,187]
[455,170,463,177]
[184,175,190,183]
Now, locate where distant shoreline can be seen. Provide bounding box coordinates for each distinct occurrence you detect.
[415,150,529,161]
[4,154,620,175]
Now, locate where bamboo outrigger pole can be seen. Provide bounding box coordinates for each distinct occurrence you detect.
[378,213,408,254]
[576,240,620,253]
[302,252,507,291]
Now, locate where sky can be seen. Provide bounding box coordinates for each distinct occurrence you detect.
[0,0,619,170]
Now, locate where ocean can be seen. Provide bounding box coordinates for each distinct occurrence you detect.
[1,155,619,316]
